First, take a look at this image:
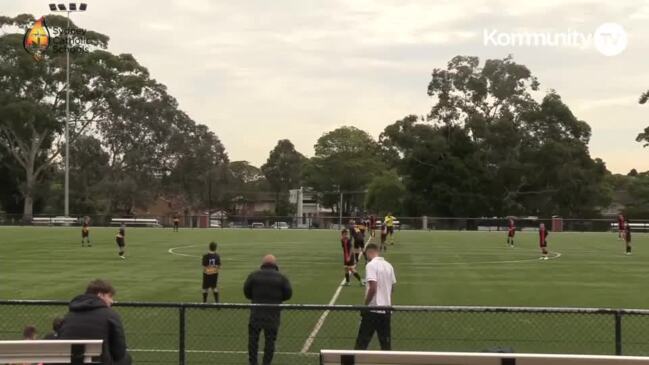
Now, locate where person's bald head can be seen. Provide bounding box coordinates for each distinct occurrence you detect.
[262,254,276,265]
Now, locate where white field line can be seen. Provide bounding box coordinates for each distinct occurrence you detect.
[300,278,347,354]
[130,348,317,356]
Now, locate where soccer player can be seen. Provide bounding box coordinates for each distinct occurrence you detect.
[539,223,549,260]
[369,214,376,237]
[353,222,367,263]
[624,221,632,255]
[81,216,91,247]
[173,215,180,232]
[506,217,516,248]
[115,224,126,259]
[384,212,396,245]
[379,222,388,252]
[618,213,625,240]
[341,229,363,286]
[202,241,221,303]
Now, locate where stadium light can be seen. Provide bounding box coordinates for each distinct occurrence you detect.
[48,3,88,218]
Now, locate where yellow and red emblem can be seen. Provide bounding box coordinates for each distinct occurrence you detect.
[23,17,50,61]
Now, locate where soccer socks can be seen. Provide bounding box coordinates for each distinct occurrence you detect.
[626,245,632,254]
[345,272,350,283]
[353,272,362,282]
[213,291,219,303]
[202,292,208,303]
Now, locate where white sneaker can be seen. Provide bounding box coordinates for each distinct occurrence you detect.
[120,255,126,259]
[625,252,631,256]
[539,257,544,260]
[543,256,549,260]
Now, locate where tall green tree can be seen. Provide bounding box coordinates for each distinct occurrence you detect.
[261,139,305,215]
[638,90,649,147]
[0,14,229,218]
[365,171,406,215]
[304,126,386,215]
[382,56,610,217]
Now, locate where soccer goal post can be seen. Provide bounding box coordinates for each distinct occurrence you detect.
[320,350,649,365]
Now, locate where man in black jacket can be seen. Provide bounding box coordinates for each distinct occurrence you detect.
[59,279,131,365]
[244,254,292,365]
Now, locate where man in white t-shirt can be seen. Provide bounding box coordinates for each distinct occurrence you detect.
[354,243,396,350]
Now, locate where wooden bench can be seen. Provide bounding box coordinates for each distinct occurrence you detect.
[610,222,649,232]
[111,218,160,227]
[32,217,79,226]
[321,350,649,365]
[0,340,102,364]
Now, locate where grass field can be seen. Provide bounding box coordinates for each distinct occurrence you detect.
[2,226,649,364]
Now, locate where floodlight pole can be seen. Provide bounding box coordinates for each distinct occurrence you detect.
[64,11,70,217]
[50,4,86,217]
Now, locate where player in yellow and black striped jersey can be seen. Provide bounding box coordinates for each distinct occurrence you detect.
[202,241,221,303]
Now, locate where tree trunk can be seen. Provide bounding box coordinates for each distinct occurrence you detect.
[22,168,35,223]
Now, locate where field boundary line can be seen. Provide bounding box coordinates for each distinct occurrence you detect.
[300,278,346,353]
[130,348,318,355]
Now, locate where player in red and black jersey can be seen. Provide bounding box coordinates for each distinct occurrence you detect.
[624,221,632,255]
[173,215,180,232]
[341,229,363,286]
[539,223,549,260]
[369,214,376,237]
[506,218,516,248]
[618,214,625,240]
[202,241,221,303]
[379,222,388,252]
[81,216,91,247]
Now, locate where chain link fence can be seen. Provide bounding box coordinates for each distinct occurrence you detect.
[3,301,649,365]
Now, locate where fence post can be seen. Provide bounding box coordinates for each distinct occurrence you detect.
[615,310,622,355]
[179,305,186,365]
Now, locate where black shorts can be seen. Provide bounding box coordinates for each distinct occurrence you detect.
[354,240,365,250]
[116,238,125,247]
[203,274,218,289]
[387,226,394,235]
[82,231,89,238]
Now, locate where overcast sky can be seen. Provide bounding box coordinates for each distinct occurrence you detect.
[4,0,649,173]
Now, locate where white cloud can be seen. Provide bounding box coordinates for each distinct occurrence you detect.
[3,0,649,172]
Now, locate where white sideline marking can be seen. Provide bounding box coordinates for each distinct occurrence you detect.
[300,278,347,354]
[168,244,201,258]
[130,348,317,355]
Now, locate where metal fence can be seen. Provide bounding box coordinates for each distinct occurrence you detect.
[3,213,649,232]
[3,301,649,365]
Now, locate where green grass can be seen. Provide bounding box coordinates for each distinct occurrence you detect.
[1,227,649,364]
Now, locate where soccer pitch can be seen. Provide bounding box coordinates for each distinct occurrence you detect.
[2,227,649,364]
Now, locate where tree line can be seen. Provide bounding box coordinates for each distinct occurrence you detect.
[1,14,648,221]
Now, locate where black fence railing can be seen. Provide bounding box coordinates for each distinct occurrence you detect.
[3,301,649,365]
[2,213,648,233]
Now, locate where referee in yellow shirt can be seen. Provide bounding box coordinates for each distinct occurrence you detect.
[384,213,396,245]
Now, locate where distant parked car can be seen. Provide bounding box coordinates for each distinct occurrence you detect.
[251,222,265,229]
[210,220,221,228]
[272,222,289,229]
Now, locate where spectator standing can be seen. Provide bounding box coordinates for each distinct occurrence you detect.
[244,255,292,365]
[354,243,396,350]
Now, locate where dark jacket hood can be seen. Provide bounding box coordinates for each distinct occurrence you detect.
[69,294,108,312]
[260,263,279,271]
